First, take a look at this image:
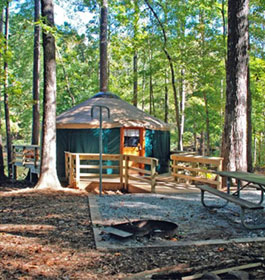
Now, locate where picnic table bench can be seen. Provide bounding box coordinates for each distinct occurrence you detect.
[196,171,265,230]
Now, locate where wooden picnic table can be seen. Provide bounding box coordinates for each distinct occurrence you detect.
[196,171,265,229]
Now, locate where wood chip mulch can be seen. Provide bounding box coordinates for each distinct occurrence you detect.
[1,181,265,279]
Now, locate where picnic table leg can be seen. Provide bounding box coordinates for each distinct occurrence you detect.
[258,186,264,204]
[240,207,265,230]
[200,190,229,209]
[236,180,241,198]
[227,177,231,194]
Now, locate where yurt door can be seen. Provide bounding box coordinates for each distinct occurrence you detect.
[121,128,145,157]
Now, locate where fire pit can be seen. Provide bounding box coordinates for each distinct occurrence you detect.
[103,219,178,239]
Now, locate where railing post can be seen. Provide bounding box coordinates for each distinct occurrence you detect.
[76,154,80,188]
[124,155,129,191]
[217,158,223,190]
[119,154,123,188]
[151,159,156,193]
[69,154,74,187]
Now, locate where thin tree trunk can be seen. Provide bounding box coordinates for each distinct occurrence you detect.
[145,0,181,148]
[164,70,168,123]
[149,44,153,115]
[99,0,108,92]
[149,72,153,115]
[179,68,185,151]
[141,49,146,111]
[222,0,249,172]
[199,11,210,156]
[4,1,12,178]
[203,92,210,156]
[253,129,256,167]
[200,131,205,156]
[0,8,6,180]
[193,132,197,153]
[32,0,41,146]
[132,0,139,107]
[133,51,138,106]
[57,49,75,105]
[35,0,62,190]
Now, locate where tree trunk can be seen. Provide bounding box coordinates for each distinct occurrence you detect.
[164,70,168,123]
[133,51,138,107]
[99,0,108,92]
[0,8,6,180]
[132,0,139,107]
[247,65,252,172]
[179,68,185,151]
[222,0,249,172]
[149,71,153,115]
[32,0,41,146]
[4,1,12,178]
[203,92,210,156]
[200,131,205,156]
[35,0,62,190]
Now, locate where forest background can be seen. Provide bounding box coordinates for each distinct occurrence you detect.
[0,0,264,171]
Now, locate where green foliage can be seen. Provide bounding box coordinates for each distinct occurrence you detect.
[0,0,264,162]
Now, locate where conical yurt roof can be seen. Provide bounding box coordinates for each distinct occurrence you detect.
[56,92,170,131]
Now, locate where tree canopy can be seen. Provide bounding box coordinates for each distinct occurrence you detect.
[0,0,264,170]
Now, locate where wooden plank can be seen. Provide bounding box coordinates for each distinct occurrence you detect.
[79,164,120,169]
[79,173,119,178]
[124,264,189,280]
[128,174,151,184]
[128,166,152,175]
[170,154,223,165]
[182,262,262,280]
[126,155,158,165]
[172,172,220,186]
[78,154,121,161]
[172,165,216,174]
[197,185,264,210]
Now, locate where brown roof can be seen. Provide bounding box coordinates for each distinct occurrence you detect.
[56,92,170,131]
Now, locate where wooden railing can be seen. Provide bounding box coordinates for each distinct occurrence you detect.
[12,144,40,180]
[124,154,158,193]
[170,154,223,189]
[65,152,158,192]
[65,152,123,188]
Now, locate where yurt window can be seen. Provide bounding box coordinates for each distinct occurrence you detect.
[124,129,140,147]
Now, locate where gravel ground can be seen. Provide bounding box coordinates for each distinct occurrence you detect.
[96,191,265,245]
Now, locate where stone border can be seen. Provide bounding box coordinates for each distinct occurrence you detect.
[88,195,265,251]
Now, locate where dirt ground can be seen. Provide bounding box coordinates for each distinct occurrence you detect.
[1,181,265,279]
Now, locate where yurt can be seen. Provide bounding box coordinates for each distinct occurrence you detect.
[56,92,170,178]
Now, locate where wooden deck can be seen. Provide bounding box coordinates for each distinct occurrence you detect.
[72,173,201,194]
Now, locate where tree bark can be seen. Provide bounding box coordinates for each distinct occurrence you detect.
[4,1,12,178]
[32,0,41,146]
[0,8,6,180]
[222,0,249,172]
[35,0,62,189]
[99,0,108,92]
